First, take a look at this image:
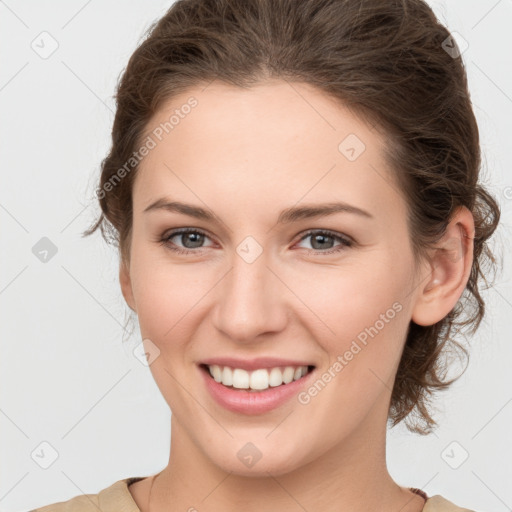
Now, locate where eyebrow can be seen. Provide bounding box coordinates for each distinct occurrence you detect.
[143,199,373,223]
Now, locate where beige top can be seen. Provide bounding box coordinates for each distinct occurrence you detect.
[29,477,478,512]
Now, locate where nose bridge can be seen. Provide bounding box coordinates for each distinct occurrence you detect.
[213,244,286,341]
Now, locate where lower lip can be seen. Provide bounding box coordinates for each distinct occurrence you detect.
[199,365,315,415]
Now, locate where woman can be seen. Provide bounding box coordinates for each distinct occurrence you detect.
[31,0,500,510]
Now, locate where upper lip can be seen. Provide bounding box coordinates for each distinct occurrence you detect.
[200,357,315,372]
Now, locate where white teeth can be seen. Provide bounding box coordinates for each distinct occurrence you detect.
[282,367,295,384]
[210,365,222,382]
[249,369,269,390]
[268,367,283,387]
[222,366,233,386]
[232,368,250,389]
[206,364,311,391]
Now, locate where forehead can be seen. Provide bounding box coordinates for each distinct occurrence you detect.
[132,80,404,223]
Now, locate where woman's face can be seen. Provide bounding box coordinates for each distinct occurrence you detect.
[120,79,427,475]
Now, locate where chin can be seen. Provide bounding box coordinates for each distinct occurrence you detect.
[207,443,308,477]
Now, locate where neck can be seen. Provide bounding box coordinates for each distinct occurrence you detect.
[148,406,425,512]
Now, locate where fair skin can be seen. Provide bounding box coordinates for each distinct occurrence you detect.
[120,79,474,512]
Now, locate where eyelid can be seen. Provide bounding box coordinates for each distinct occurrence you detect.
[161,227,215,250]
[294,228,354,245]
[160,226,354,255]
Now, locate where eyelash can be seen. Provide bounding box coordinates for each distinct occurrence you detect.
[158,228,353,256]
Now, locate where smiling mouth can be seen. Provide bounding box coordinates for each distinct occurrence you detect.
[199,363,316,392]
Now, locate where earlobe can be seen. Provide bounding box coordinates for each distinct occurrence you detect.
[119,259,137,313]
[411,206,475,327]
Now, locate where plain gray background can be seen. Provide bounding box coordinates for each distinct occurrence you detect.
[1,1,511,511]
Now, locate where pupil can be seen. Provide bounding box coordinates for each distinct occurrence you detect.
[184,232,203,248]
[312,234,332,250]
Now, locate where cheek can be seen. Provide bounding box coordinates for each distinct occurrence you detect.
[294,249,414,373]
[304,253,409,319]
[131,232,414,356]
[291,267,412,436]
[128,245,207,344]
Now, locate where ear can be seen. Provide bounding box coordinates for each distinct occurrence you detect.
[411,206,475,327]
[119,259,137,313]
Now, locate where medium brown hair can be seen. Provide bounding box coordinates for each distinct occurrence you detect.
[83,0,501,434]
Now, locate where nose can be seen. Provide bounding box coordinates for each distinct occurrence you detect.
[212,250,288,343]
